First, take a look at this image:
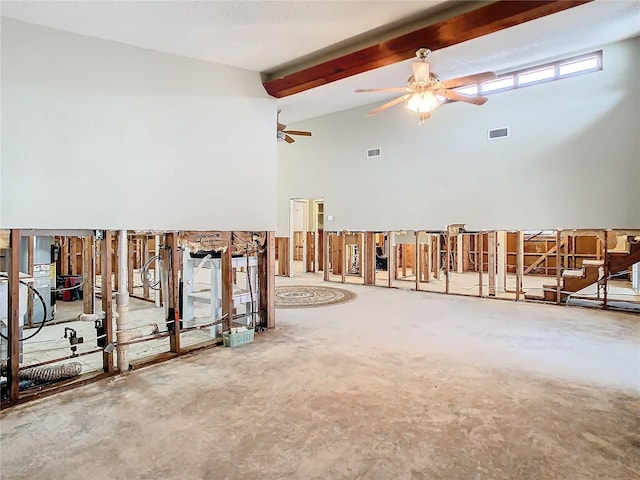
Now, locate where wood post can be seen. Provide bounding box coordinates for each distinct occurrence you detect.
[7,229,21,403]
[364,232,376,285]
[341,231,346,283]
[488,231,496,296]
[101,230,115,373]
[168,232,182,353]
[323,231,329,281]
[516,231,523,301]
[425,234,432,283]
[128,236,134,296]
[142,236,150,299]
[415,232,420,291]
[556,230,562,304]
[82,236,95,314]
[387,232,393,288]
[259,232,276,329]
[26,236,34,328]
[305,231,315,273]
[603,230,608,309]
[478,233,484,297]
[445,231,451,294]
[221,232,234,333]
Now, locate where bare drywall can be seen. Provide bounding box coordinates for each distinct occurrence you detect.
[1,19,277,230]
[277,37,640,235]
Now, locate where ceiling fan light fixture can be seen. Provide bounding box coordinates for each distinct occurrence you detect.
[406,91,441,113]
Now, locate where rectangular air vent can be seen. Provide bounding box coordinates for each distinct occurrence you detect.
[367,147,382,158]
[488,127,509,140]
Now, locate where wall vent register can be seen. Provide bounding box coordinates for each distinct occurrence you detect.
[488,127,509,140]
[367,147,382,158]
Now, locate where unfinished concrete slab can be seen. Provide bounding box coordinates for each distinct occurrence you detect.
[1,273,639,479]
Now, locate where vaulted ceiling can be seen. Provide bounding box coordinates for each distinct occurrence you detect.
[2,0,639,123]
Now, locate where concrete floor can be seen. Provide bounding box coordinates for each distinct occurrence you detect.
[1,271,639,479]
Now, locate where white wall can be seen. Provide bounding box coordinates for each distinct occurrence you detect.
[1,19,277,230]
[277,38,640,235]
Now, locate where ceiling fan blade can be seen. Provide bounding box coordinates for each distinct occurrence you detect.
[411,61,430,83]
[441,71,497,89]
[438,89,488,105]
[355,87,410,93]
[284,130,312,136]
[284,134,295,144]
[277,122,286,131]
[368,94,412,116]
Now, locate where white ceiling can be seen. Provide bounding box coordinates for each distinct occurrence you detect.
[2,0,639,124]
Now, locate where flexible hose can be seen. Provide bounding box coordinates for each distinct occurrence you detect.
[1,361,83,383]
[0,274,50,342]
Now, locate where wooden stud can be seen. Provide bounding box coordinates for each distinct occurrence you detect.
[7,230,21,403]
[26,236,34,328]
[387,232,393,288]
[478,233,484,297]
[415,231,420,291]
[363,232,375,285]
[263,0,590,97]
[221,232,234,333]
[425,234,432,283]
[142,236,150,299]
[168,232,181,353]
[556,230,562,304]
[306,231,315,273]
[341,231,347,283]
[101,230,115,373]
[82,236,95,314]
[445,231,451,294]
[516,231,523,301]
[603,230,608,309]
[259,231,276,329]
[127,236,134,296]
[488,232,496,296]
[435,235,441,280]
[323,231,330,281]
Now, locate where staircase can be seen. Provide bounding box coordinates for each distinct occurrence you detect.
[527,236,640,303]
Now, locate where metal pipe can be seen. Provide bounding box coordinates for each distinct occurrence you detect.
[116,230,129,372]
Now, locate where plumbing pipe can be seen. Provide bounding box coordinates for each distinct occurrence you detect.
[77,311,119,322]
[117,323,159,343]
[116,230,129,372]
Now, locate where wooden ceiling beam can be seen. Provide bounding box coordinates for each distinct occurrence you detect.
[263,0,591,98]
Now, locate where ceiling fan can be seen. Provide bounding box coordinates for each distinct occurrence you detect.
[277,110,312,143]
[356,48,497,125]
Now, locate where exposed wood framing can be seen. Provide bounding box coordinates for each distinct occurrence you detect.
[415,232,420,291]
[276,237,290,277]
[306,231,315,273]
[341,231,347,283]
[263,1,590,97]
[7,230,21,402]
[128,237,135,296]
[259,231,276,329]
[364,231,376,285]
[603,230,608,309]
[101,230,115,373]
[556,230,562,305]
[387,232,393,288]
[323,231,330,281]
[221,232,234,334]
[488,232,496,296]
[26,236,34,328]
[516,231,523,301]
[445,231,451,294]
[169,232,182,353]
[82,236,95,314]
[142,236,150,299]
[478,233,484,297]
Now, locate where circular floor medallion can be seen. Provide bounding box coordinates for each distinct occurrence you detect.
[275,285,357,309]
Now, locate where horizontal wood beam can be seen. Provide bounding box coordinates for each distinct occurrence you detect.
[263,0,591,98]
